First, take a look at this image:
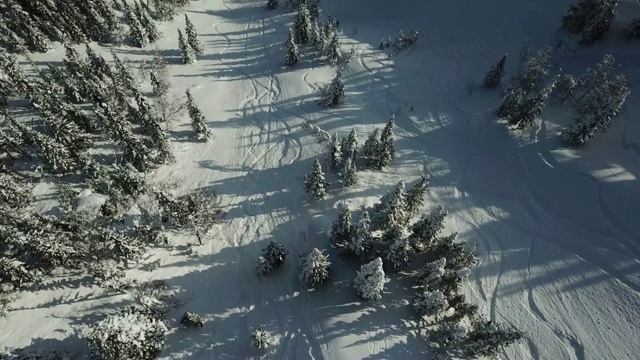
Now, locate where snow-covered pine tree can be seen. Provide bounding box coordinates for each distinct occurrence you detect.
[371,180,406,231]
[563,72,630,146]
[326,32,342,66]
[342,128,358,161]
[496,85,525,119]
[267,0,278,10]
[342,154,357,187]
[0,48,32,97]
[134,93,175,164]
[184,15,204,57]
[327,133,343,173]
[0,21,28,54]
[251,328,273,349]
[362,128,381,165]
[319,68,345,107]
[350,208,373,258]
[255,241,289,276]
[185,89,212,141]
[413,290,449,318]
[128,10,149,47]
[316,26,326,56]
[5,4,50,53]
[181,311,205,328]
[323,17,335,45]
[111,52,137,95]
[551,70,578,104]
[110,162,149,199]
[140,8,162,44]
[284,28,300,66]
[294,2,311,44]
[370,115,395,170]
[17,123,86,174]
[518,39,531,63]
[310,20,321,48]
[383,226,413,272]
[409,204,447,252]
[624,18,640,39]
[150,48,171,121]
[404,175,430,221]
[303,159,328,199]
[151,0,175,21]
[330,205,354,253]
[516,47,551,94]
[299,248,331,287]
[509,79,556,128]
[579,0,620,45]
[464,318,523,358]
[353,257,385,301]
[177,28,196,64]
[481,54,507,89]
[123,135,154,172]
[308,0,319,20]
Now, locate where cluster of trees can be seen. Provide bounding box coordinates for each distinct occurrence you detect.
[481,42,630,146]
[0,43,223,316]
[177,14,203,64]
[303,116,396,199]
[378,28,420,55]
[283,2,341,67]
[0,0,202,54]
[560,0,620,45]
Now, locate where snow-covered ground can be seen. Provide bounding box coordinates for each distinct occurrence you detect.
[2,0,640,359]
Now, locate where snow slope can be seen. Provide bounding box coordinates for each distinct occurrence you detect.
[2,0,640,359]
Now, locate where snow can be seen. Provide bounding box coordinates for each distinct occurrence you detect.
[2,0,640,359]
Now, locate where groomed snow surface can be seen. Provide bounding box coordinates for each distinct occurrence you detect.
[3,0,640,359]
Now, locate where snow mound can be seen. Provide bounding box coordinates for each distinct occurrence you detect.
[75,191,106,214]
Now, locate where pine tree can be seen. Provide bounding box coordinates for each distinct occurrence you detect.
[624,18,640,39]
[384,226,413,272]
[509,80,555,128]
[353,257,385,301]
[342,154,357,187]
[185,89,211,141]
[184,15,204,57]
[496,85,526,119]
[326,32,342,66]
[413,290,449,317]
[19,125,86,174]
[481,54,507,89]
[517,47,551,94]
[294,3,311,44]
[319,68,345,107]
[409,204,447,252]
[342,128,358,161]
[464,318,523,358]
[362,128,381,165]
[299,248,331,287]
[267,0,278,9]
[308,0,319,20]
[256,241,289,276]
[350,208,372,258]
[177,28,196,64]
[330,205,354,253]
[580,0,620,45]
[135,92,174,164]
[140,9,161,43]
[284,28,300,66]
[303,159,328,199]
[551,70,578,104]
[111,51,138,94]
[310,20,321,48]
[404,175,430,221]
[371,115,395,170]
[371,180,405,231]
[150,48,171,121]
[328,133,343,172]
[128,11,149,47]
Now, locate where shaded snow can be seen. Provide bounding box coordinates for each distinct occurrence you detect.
[2,0,640,359]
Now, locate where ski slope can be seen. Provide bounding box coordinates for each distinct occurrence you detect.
[2,0,640,359]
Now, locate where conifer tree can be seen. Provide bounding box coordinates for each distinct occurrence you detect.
[18,124,86,174]
[330,205,354,253]
[371,180,405,231]
[150,48,171,121]
[326,32,342,66]
[256,241,289,276]
[350,208,372,258]
[284,28,300,66]
[184,15,203,57]
[363,128,381,164]
[185,89,211,141]
[371,115,395,170]
[178,28,196,64]
[496,85,525,119]
[517,47,551,94]
[328,133,343,172]
[294,3,311,44]
[509,80,555,128]
[354,257,385,301]
[127,11,149,47]
[404,174,430,221]
[481,54,507,89]
[135,93,174,164]
[303,159,328,199]
[310,20,321,48]
[267,0,278,9]
[342,128,358,161]
[319,68,345,107]
[409,205,447,252]
[140,9,162,43]
[299,248,331,287]
[308,0,319,20]
[384,228,413,272]
[111,52,137,94]
[624,18,640,39]
[342,154,357,187]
